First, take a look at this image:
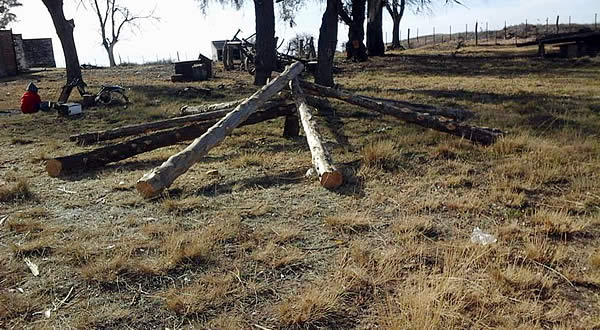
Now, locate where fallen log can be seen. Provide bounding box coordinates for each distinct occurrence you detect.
[71,99,290,144]
[46,105,296,177]
[180,99,244,115]
[299,81,504,145]
[291,79,343,189]
[136,62,305,198]
[370,97,475,121]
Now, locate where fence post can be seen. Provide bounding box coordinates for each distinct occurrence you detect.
[450,25,452,41]
[408,28,411,48]
[525,19,528,38]
[504,21,507,39]
[546,17,549,32]
[596,13,598,30]
[569,16,571,27]
[556,15,560,33]
[433,27,436,45]
[465,24,468,41]
[486,22,489,42]
[417,28,419,44]
[475,21,478,46]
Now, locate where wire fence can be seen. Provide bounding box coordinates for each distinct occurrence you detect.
[401,13,599,49]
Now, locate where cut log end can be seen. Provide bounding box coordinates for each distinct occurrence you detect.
[46,159,63,177]
[320,171,343,189]
[136,180,161,199]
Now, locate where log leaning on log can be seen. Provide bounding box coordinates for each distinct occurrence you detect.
[135,62,306,198]
[71,100,290,144]
[180,99,244,115]
[290,79,343,189]
[46,105,296,177]
[369,96,475,121]
[299,81,504,145]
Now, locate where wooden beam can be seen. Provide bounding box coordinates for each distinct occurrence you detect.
[46,105,295,177]
[135,62,305,198]
[299,81,504,145]
[290,79,343,189]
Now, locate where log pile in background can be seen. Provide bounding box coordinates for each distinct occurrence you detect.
[46,61,505,200]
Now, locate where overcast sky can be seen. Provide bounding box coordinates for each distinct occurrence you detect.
[9,0,600,67]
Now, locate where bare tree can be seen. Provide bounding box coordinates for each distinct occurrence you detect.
[87,0,157,67]
[0,0,21,28]
[315,0,339,86]
[384,0,405,49]
[41,0,85,102]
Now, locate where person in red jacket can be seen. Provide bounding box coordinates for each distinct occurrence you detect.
[20,83,51,114]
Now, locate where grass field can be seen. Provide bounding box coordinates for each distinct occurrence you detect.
[1,44,600,329]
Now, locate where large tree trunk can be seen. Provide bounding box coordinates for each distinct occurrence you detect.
[300,81,504,145]
[391,16,401,48]
[346,0,368,61]
[253,0,277,86]
[291,79,343,189]
[136,62,305,198]
[41,0,84,103]
[46,105,296,177]
[315,0,339,87]
[366,0,385,56]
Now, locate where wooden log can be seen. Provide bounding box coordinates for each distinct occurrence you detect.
[369,96,475,121]
[136,62,305,198]
[180,99,244,115]
[299,81,504,145]
[71,109,230,145]
[290,79,343,189]
[46,105,296,177]
[71,100,291,144]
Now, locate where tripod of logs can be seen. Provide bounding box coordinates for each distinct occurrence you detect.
[46,61,504,198]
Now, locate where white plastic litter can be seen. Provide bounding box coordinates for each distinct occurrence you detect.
[470,227,497,245]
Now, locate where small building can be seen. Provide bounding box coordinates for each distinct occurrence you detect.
[0,29,56,78]
[210,40,242,62]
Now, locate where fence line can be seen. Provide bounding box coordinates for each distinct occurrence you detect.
[401,14,599,49]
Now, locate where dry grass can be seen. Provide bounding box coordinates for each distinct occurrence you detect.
[0,177,32,202]
[2,48,600,328]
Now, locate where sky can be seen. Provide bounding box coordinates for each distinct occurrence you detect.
[9,0,600,67]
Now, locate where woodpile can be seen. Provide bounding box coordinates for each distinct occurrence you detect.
[46,61,504,199]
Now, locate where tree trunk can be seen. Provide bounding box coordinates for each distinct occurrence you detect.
[291,79,343,189]
[366,0,385,56]
[46,105,296,177]
[136,62,305,198]
[300,81,504,145]
[346,0,368,61]
[180,99,245,115]
[71,100,291,144]
[315,0,339,87]
[253,0,277,86]
[41,0,84,103]
[106,43,117,67]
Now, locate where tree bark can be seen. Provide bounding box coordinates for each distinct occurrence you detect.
[136,62,305,198]
[316,0,339,87]
[291,79,343,189]
[346,0,368,61]
[105,43,117,67]
[41,0,84,102]
[72,100,291,144]
[180,99,245,115]
[253,0,277,86]
[300,81,504,145]
[46,105,296,177]
[366,0,385,56]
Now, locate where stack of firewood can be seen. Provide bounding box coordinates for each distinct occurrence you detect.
[46,62,504,198]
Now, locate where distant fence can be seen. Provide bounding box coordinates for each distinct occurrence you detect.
[401,13,599,49]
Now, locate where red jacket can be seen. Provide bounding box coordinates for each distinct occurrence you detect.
[21,91,41,114]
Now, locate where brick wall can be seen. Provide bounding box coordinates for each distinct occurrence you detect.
[22,38,56,68]
[0,30,17,77]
